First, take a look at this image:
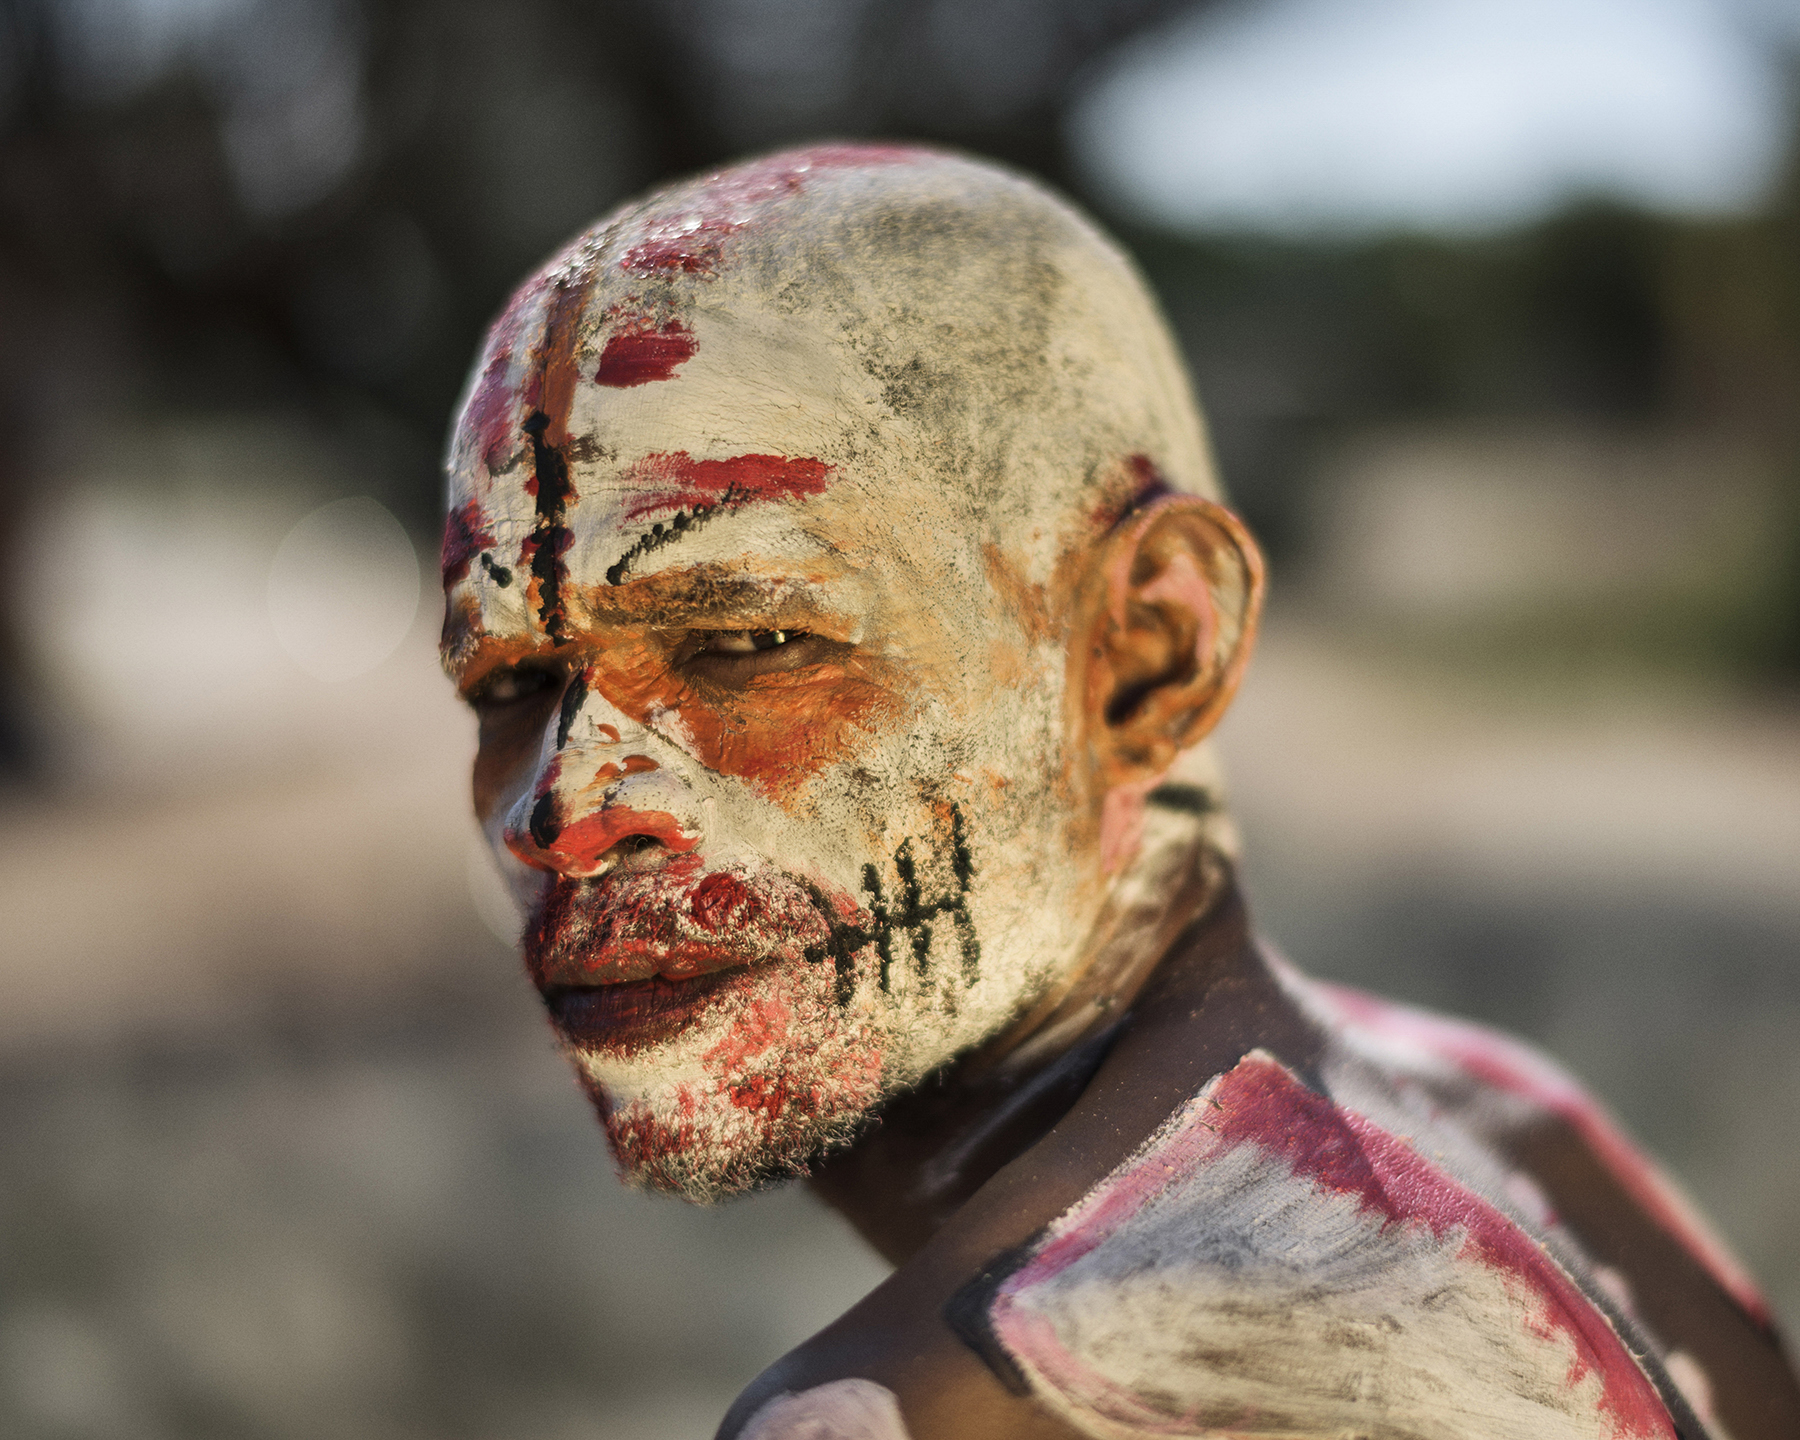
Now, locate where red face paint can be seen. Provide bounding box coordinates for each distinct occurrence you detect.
[621,451,833,521]
[441,499,495,587]
[619,144,925,277]
[463,277,550,473]
[523,862,850,988]
[595,321,699,386]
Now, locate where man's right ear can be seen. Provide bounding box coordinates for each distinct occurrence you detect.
[1079,494,1265,790]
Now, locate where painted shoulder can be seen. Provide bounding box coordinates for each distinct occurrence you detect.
[1285,962,1770,1327]
[952,1044,1694,1440]
[736,1378,914,1440]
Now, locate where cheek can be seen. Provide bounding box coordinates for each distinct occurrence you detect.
[682,669,901,792]
[471,702,558,820]
[590,652,906,796]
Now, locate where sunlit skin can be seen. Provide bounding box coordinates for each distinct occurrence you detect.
[443,148,1800,1440]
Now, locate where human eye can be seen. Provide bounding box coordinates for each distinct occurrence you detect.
[469,662,563,710]
[697,629,807,655]
[682,627,837,682]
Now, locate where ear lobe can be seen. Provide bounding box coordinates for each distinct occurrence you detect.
[1086,496,1265,788]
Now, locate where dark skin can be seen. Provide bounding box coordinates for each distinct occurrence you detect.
[464,496,1799,1438]
[714,509,1800,1440]
[724,887,1800,1440]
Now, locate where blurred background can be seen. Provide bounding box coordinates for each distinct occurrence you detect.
[1,0,1797,1435]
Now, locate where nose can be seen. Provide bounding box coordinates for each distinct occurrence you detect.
[502,669,701,877]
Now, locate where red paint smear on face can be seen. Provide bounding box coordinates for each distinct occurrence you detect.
[623,227,733,277]
[620,143,926,276]
[581,958,883,1190]
[463,278,549,473]
[524,862,844,988]
[441,499,494,587]
[511,804,701,876]
[533,280,591,449]
[704,992,790,1074]
[595,321,697,386]
[688,871,755,933]
[1312,981,1772,1327]
[621,451,832,520]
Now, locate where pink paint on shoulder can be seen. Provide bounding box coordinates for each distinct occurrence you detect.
[1223,1058,1675,1440]
[621,451,834,520]
[997,1053,1677,1440]
[1313,980,1770,1326]
[594,320,698,386]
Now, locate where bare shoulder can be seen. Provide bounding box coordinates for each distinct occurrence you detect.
[719,948,1800,1440]
[1288,965,1800,1440]
[714,1288,1089,1440]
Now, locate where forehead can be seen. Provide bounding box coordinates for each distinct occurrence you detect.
[486,287,894,531]
[442,244,979,659]
[440,147,1212,666]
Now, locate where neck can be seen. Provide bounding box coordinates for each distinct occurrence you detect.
[807,843,1246,1265]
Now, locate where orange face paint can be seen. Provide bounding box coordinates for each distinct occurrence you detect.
[441,145,1241,1200]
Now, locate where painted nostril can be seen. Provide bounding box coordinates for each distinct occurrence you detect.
[529,792,561,848]
[507,803,699,875]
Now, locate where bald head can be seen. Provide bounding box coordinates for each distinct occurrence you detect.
[442,146,1260,1199]
[445,146,1221,657]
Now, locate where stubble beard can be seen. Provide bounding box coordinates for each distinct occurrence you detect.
[524,794,1049,1203]
[566,953,892,1202]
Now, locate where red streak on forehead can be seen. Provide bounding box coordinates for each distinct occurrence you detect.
[621,451,833,521]
[623,229,730,277]
[532,280,590,448]
[442,499,495,587]
[595,321,698,386]
[464,279,550,473]
[619,143,927,277]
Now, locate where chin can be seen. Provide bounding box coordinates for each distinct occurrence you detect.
[589,1078,873,1202]
[560,957,891,1202]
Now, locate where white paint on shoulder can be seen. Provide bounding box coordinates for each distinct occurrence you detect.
[985,1051,1677,1440]
[738,1378,913,1440]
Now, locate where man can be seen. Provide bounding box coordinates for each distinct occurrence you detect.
[440,146,1798,1439]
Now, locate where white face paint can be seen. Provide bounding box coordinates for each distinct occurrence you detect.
[441,145,1231,1198]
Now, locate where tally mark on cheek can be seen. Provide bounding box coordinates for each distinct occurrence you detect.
[791,805,980,1004]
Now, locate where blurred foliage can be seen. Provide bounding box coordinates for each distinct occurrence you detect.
[0,0,1200,526]
[1128,132,1800,674]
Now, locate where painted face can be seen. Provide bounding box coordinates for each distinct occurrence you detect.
[442,146,1233,1198]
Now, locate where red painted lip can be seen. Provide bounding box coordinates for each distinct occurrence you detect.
[544,969,748,1056]
[523,862,849,989]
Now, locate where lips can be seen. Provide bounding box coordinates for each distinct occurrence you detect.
[545,969,748,1055]
[525,859,842,988]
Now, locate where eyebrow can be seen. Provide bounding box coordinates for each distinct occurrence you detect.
[580,563,838,626]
